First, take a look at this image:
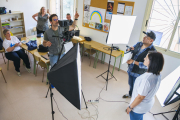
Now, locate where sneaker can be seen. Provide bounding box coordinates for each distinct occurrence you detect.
[17,72,21,76]
[26,68,31,73]
[122,94,131,98]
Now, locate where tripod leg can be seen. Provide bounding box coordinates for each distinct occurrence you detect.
[109,71,117,81]
[49,84,55,120]
[45,87,50,98]
[81,90,88,109]
[96,70,108,78]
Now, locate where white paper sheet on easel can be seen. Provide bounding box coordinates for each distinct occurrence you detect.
[84,0,91,5]
[122,52,132,64]
[64,42,73,54]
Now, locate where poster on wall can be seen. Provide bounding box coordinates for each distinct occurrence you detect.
[95,23,103,30]
[84,5,90,11]
[89,22,95,28]
[124,6,133,15]
[107,1,114,12]
[84,11,90,23]
[106,12,113,20]
[84,0,91,5]
[103,23,110,32]
[117,3,125,14]
[89,7,106,24]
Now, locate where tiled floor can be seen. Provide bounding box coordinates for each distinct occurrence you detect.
[0,53,179,120]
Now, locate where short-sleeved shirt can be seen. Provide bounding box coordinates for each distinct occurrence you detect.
[130,72,161,114]
[3,36,21,53]
[44,26,69,55]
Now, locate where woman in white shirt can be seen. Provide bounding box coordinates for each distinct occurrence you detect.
[3,29,31,76]
[126,51,164,120]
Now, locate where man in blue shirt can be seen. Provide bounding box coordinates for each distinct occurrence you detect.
[123,31,156,98]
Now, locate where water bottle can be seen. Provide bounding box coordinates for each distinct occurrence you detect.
[41,33,43,44]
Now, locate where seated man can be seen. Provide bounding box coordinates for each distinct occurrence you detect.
[3,29,31,76]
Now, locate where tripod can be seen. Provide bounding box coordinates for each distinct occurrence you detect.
[153,104,180,120]
[96,44,117,91]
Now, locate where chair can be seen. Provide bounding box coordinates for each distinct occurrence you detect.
[34,54,47,82]
[82,43,96,66]
[0,48,6,64]
[0,67,7,83]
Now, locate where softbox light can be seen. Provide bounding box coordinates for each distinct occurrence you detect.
[156,66,180,107]
[106,15,136,44]
[47,43,81,110]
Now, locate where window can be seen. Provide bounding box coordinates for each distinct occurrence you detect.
[50,0,76,20]
[141,0,180,58]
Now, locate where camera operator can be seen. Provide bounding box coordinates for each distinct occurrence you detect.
[43,12,79,67]
[123,31,156,98]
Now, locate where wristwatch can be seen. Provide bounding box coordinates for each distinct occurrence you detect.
[75,19,78,20]
[129,106,133,110]
[133,60,135,64]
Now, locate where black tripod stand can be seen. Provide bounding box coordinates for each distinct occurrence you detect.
[96,44,117,91]
[153,104,180,120]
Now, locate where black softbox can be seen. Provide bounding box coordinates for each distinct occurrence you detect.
[47,43,81,110]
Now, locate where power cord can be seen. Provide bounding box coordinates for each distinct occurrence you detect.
[53,96,68,120]
[96,84,130,104]
[78,103,99,120]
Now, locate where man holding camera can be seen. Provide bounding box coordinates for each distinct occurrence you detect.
[43,12,79,67]
[123,31,156,98]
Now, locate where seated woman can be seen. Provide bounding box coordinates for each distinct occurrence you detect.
[3,29,31,76]
[126,51,164,120]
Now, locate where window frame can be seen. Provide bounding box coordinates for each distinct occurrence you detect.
[140,0,180,59]
[59,0,77,20]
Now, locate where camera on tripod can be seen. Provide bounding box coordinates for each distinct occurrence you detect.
[58,20,80,42]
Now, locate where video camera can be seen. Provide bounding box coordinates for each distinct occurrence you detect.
[125,45,133,54]
[58,20,80,42]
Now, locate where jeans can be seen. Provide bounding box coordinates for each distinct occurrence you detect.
[49,53,65,88]
[49,53,65,67]
[130,111,144,120]
[128,73,137,96]
[5,49,30,72]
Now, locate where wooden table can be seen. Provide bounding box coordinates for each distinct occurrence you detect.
[93,45,123,75]
[21,36,50,79]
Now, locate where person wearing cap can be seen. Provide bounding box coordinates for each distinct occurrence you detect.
[123,31,156,98]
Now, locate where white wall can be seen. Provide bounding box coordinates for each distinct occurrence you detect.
[0,0,47,36]
[77,0,148,72]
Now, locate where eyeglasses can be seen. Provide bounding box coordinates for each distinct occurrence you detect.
[53,19,58,21]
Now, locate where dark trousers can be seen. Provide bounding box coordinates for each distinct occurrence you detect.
[5,49,30,72]
[36,28,45,34]
[128,74,137,96]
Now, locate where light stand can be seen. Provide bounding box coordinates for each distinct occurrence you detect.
[96,44,117,91]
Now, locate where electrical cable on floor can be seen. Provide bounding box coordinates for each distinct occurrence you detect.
[78,84,130,120]
[53,96,68,120]
[96,84,130,104]
[78,103,99,120]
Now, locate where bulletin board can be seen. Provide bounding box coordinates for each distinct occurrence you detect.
[82,0,135,33]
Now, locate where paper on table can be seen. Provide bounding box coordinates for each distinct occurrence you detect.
[64,42,73,54]
[122,52,132,64]
[117,3,125,14]
[84,0,91,5]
